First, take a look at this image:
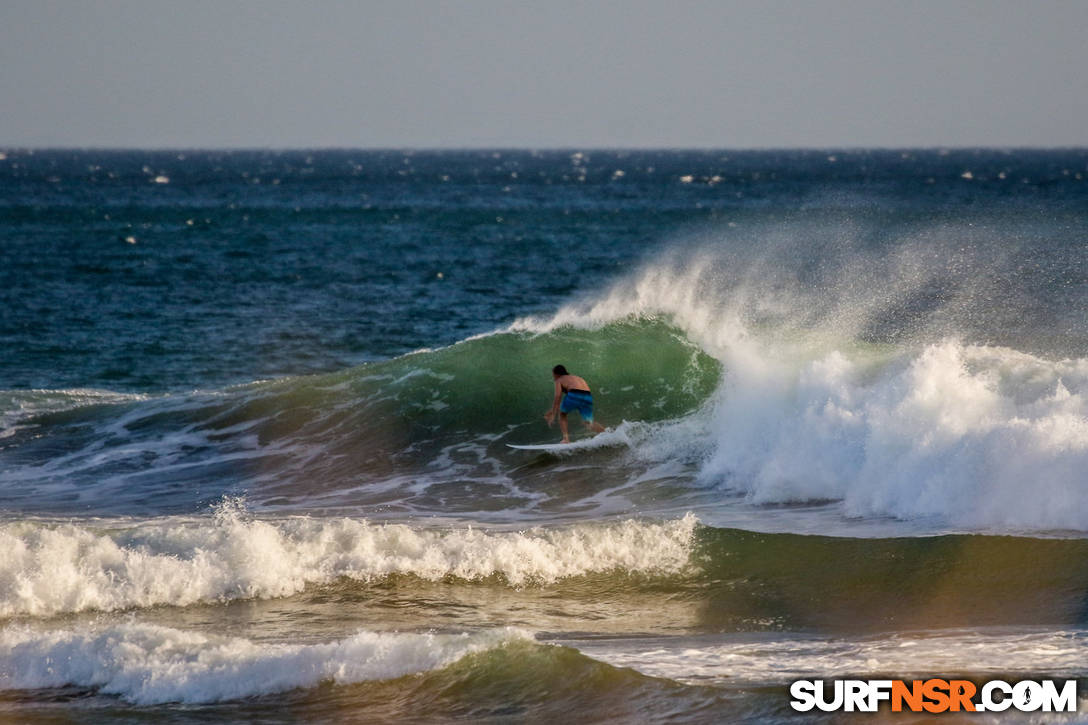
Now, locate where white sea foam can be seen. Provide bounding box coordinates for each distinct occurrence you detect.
[510,248,1088,533]
[0,622,531,704]
[0,387,151,432]
[579,629,1088,686]
[702,340,1088,531]
[0,506,698,617]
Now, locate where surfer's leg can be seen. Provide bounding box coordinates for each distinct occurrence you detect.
[581,399,605,434]
[558,412,570,443]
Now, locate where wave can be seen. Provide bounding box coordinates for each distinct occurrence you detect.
[9,504,1088,632]
[6,619,1087,710]
[0,622,725,719]
[0,622,532,705]
[509,226,1088,533]
[581,629,1088,686]
[3,217,1087,533]
[699,340,1088,530]
[691,526,1088,632]
[0,503,698,618]
[0,387,151,436]
[0,318,719,516]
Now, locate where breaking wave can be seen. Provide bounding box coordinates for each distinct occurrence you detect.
[0,622,532,704]
[0,502,698,618]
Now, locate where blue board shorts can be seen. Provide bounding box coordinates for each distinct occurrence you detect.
[560,389,594,421]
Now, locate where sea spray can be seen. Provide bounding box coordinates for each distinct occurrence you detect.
[511,235,1088,532]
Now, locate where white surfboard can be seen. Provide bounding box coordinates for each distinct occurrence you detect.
[507,438,610,454]
[506,443,575,452]
[507,426,629,454]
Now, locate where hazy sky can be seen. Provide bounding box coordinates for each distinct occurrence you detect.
[2,1,1086,148]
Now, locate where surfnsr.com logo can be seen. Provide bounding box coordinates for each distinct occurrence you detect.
[790,679,1077,713]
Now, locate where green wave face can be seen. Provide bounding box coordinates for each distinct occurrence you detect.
[240,317,721,461]
[349,640,728,722]
[363,319,721,435]
[0,319,722,515]
[688,526,1088,633]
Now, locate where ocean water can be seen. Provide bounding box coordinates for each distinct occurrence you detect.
[2,148,1088,722]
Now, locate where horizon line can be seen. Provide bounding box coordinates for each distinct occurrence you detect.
[3,144,1088,153]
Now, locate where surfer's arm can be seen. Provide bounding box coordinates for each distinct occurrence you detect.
[543,382,562,425]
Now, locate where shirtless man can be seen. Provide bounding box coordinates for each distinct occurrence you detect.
[543,364,606,443]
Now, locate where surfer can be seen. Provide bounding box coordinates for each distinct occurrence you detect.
[544,365,606,443]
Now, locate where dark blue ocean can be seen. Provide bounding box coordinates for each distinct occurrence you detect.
[2,149,1088,722]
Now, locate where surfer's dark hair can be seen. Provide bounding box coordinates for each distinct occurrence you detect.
[552,365,568,376]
